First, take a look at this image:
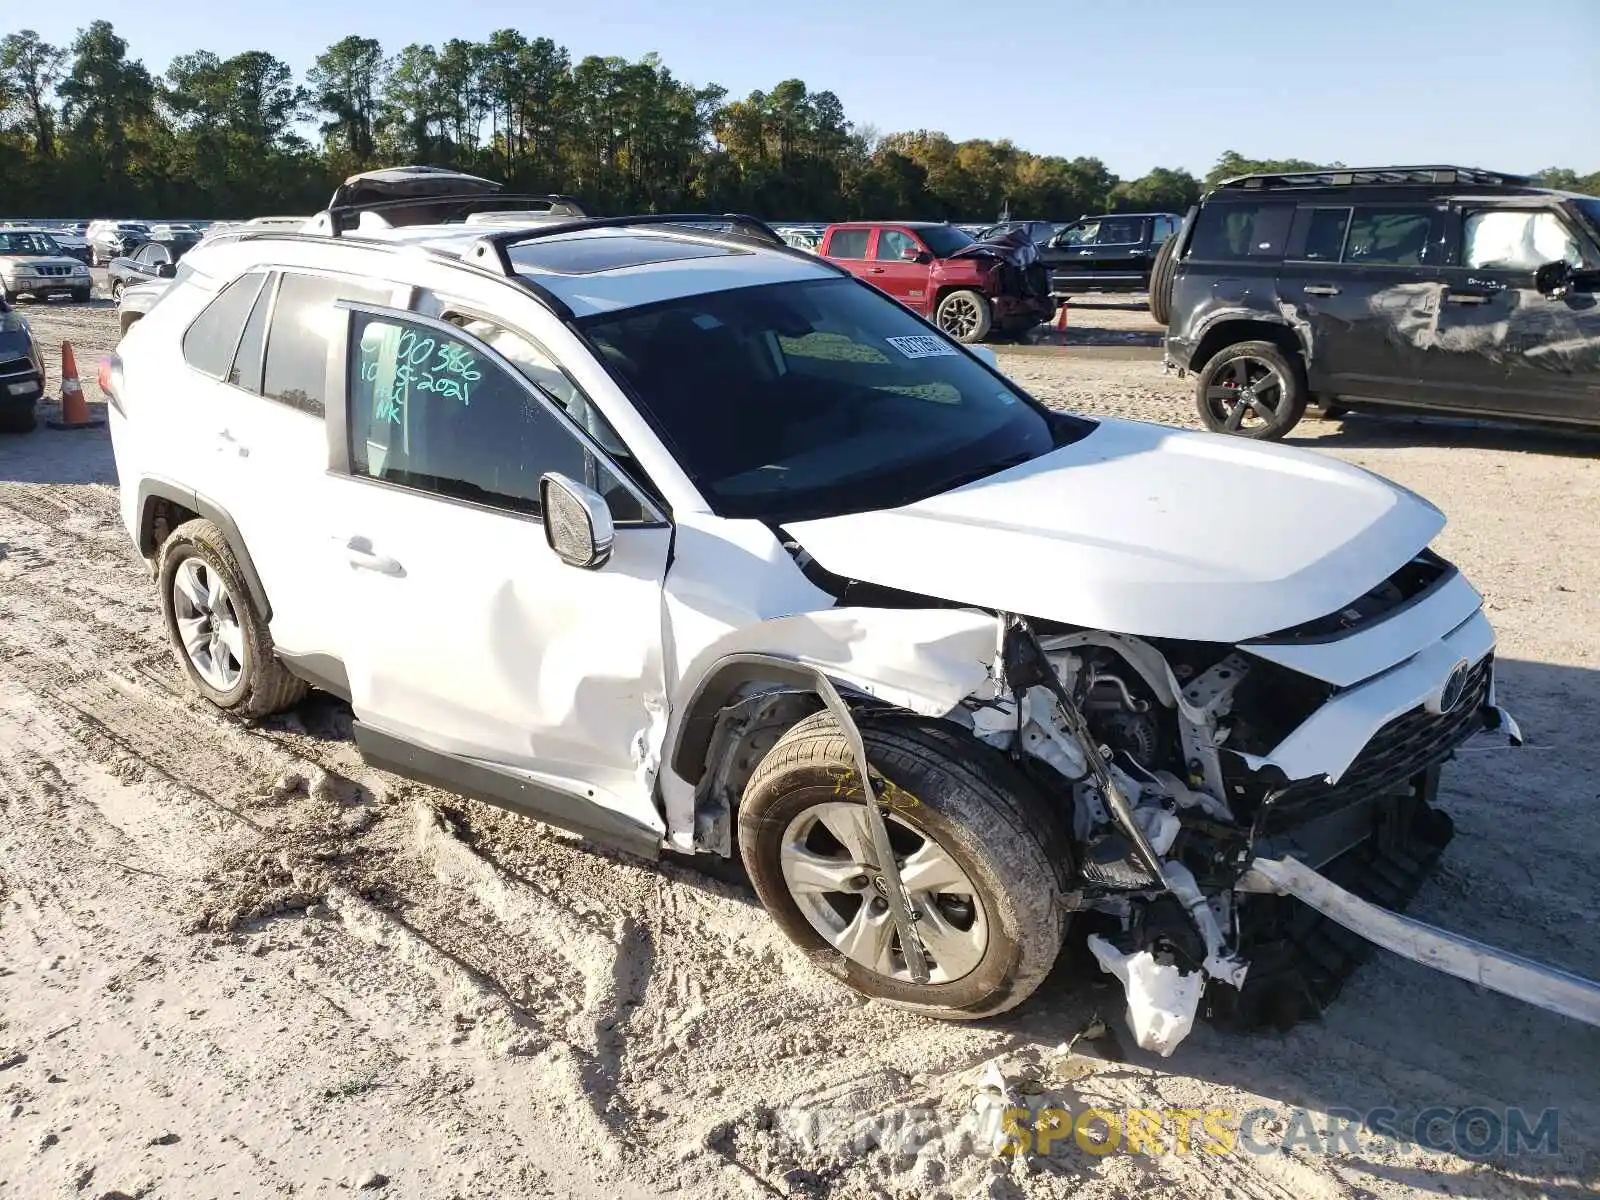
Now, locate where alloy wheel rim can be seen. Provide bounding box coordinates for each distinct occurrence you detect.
[940,296,980,338]
[172,558,244,691]
[1205,356,1287,432]
[779,800,988,983]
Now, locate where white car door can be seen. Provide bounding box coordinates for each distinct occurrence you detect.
[200,269,403,656]
[321,302,673,834]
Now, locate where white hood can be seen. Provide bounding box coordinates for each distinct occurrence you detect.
[784,418,1445,643]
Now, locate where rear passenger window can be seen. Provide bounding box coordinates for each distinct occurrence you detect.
[263,272,391,417]
[227,274,273,392]
[828,229,870,259]
[1299,207,1351,261]
[1189,203,1294,260]
[181,272,267,379]
[347,311,638,520]
[1343,209,1434,266]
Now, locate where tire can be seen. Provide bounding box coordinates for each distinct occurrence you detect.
[0,404,38,434]
[73,287,92,303]
[738,709,1069,1020]
[1147,236,1178,326]
[157,518,306,718]
[935,289,993,344]
[1194,339,1307,440]
[108,280,122,300]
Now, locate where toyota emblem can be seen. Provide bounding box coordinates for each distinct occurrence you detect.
[1438,659,1471,713]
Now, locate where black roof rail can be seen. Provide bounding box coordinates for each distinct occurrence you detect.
[1217,165,1535,192]
[461,212,849,280]
[313,192,593,237]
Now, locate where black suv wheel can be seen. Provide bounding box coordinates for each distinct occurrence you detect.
[1194,340,1307,440]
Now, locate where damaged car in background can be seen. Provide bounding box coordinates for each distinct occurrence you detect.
[103,168,1597,1058]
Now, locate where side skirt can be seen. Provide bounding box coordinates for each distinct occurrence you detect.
[352,722,662,862]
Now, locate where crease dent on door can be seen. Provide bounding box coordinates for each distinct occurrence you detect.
[480,573,671,798]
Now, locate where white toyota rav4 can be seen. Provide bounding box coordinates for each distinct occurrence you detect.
[104,170,1522,1052]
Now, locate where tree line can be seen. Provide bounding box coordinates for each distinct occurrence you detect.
[2,22,1596,222]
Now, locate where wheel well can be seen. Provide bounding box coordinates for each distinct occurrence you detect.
[1187,319,1305,374]
[138,494,199,559]
[134,481,273,621]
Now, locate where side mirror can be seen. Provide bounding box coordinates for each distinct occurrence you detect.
[1534,259,1572,298]
[540,472,614,569]
[900,245,930,263]
[156,262,177,278]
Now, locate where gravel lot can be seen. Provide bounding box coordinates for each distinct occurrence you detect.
[2,289,1597,1200]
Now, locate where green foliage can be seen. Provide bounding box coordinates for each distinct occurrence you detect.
[0,23,1593,221]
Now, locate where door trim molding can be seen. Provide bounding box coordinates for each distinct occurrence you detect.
[352,722,663,860]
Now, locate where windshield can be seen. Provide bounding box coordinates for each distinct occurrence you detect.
[579,277,1088,522]
[920,225,975,256]
[0,232,62,255]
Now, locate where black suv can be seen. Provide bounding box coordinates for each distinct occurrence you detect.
[1039,211,1182,299]
[1156,166,1600,439]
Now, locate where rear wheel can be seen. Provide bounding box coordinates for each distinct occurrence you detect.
[739,710,1068,1019]
[158,519,306,718]
[1147,236,1178,326]
[935,290,993,344]
[1195,340,1307,440]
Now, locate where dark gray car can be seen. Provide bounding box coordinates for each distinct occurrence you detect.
[1160,166,1600,439]
[0,295,46,432]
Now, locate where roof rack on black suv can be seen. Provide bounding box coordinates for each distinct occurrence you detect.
[1218,165,1534,191]
[1151,165,1600,440]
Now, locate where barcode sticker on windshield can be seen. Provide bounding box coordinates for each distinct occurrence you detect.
[885,334,958,359]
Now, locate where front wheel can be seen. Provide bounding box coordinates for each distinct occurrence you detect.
[1195,339,1307,440]
[109,280,123,300]
[738,711,1069,1019]
[158,519,306,718]
[73,287,92,303]
[935,289,993,344]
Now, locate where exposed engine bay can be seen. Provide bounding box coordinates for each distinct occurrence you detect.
[949,618,1494,1055]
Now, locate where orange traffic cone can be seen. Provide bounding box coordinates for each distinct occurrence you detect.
[1053,302,1069,333]
[48,340,103,430]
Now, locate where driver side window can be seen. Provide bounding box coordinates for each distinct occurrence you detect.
[1463,210,1581,271]
[347,311,649,524]
[874,230,919,261]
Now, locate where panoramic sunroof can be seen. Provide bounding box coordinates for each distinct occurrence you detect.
[509,234,744,275]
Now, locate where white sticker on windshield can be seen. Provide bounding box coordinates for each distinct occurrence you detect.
[885,334,958,359]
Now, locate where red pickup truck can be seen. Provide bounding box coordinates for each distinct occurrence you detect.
[816,221,1054,343]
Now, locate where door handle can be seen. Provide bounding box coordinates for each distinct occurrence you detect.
[1444,292,1490,305]
[868,267,886,274]
[1302,284,1341,296]
[344,537,404,577]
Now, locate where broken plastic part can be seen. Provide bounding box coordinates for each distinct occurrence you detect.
[1087,934,1203,1057]
[1160,861,1249,988]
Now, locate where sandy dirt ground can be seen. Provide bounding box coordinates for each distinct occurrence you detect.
[1,287,1598,1199]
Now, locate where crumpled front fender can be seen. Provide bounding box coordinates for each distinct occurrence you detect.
[657,606,1001,848]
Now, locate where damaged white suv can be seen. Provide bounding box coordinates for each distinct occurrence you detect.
[104,170,1529,1053]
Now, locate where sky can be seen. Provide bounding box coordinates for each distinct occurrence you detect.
[18,0,1600,178]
